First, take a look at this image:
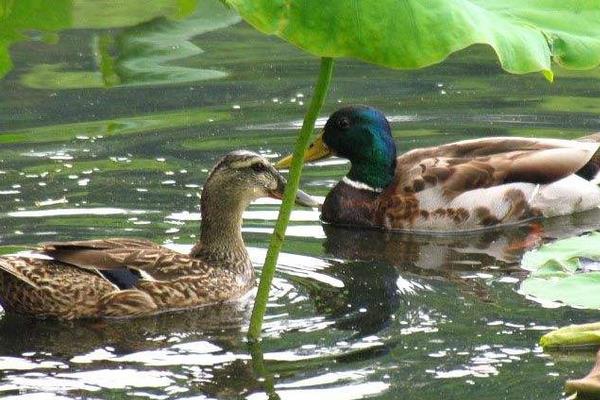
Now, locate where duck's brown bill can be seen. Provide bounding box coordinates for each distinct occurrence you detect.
[268,187,318,208]
[269,171,319,208]
[275,132,332,169]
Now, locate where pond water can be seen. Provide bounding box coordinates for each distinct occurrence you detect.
[2,1,600,399]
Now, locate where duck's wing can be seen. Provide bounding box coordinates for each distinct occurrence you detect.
[40,238,203,287]
[40,238,163,251]
[393,137,600,198]
[0,240,149,290]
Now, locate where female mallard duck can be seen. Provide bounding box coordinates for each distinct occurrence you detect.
[0,151,317,319]
[276,106,600,232]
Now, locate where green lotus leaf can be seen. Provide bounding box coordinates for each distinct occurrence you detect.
[522,232,600,273]
[223,0,600,80]
[519,233,600,309]
[521,273,600,309]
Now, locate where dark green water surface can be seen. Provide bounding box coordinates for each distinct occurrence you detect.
[2,1,600,399]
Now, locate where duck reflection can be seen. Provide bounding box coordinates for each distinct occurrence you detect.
[299,259,403,336]
[322,207,600,271]
[297,208,600,338]
[0,300,251,357]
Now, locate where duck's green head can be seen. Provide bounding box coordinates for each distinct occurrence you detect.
[277,106,396,190]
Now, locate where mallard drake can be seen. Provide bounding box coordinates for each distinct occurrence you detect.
[276,106,600,232]
[0,151,317,319]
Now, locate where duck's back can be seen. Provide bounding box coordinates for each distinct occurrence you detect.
[382,136,600,231]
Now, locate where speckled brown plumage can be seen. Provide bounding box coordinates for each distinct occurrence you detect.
[0,151,316,319]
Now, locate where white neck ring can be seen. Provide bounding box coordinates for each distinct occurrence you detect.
[342,176,383,193]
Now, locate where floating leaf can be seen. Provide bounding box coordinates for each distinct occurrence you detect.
[521,273,600,309]
[520,233,600,309]
[522,232,600,272]
[224,0,600,79]
[540,322,600,349]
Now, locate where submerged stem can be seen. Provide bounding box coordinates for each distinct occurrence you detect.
[247,57,334,340]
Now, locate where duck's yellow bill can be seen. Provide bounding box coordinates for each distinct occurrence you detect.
[275,133,332,169]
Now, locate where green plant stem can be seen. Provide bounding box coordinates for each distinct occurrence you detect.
[247,57,334,340]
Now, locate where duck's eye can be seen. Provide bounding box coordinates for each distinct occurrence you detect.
[338,117,350,130]
[250,163,268,173]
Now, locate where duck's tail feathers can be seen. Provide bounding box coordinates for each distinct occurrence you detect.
[575,133,600,183]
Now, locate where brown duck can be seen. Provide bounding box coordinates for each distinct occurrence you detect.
[277,106,600,232]
[0,151,317,319]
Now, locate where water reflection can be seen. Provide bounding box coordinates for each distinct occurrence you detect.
[20,1,239,89]
[1,0,238,85]
[249,341,280,400]
[303,260,406,337]
[322,208,600,270]
[0,302,250,357]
